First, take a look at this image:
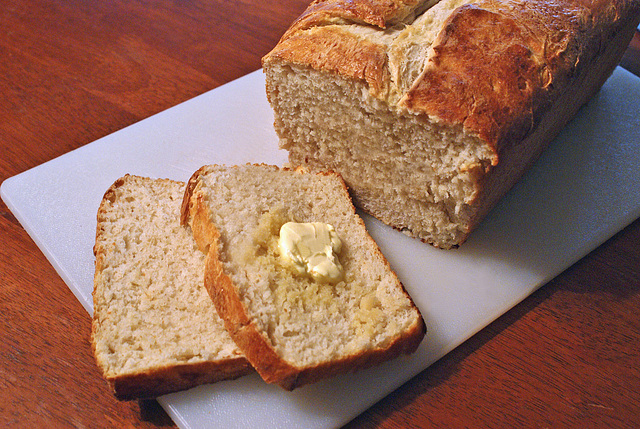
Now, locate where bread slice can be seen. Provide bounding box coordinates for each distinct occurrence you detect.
[181,164,426,390]
[91,175,251,400]
[262,0,640,248]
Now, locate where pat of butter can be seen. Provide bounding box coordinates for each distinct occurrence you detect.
[279,222,343,283]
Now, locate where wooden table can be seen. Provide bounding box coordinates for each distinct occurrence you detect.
[1,1,639,427]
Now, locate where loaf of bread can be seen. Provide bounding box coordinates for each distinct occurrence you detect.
[262,0,640,248]
[91,175,251,400]
[181,164,426,390]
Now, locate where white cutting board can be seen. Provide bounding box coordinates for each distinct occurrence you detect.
[2,67,640,429]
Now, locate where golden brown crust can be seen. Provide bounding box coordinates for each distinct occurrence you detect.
[180,166,222,253]
[281,0,425,37]
[460,6,640,239]
[180,166,205,227]
[107,357,252,401]
[265,26,390,98]
[403,0,599,154]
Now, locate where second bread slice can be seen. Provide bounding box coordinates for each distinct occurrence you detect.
[181,164,426,390]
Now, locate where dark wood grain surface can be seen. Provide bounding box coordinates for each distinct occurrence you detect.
[1,1,639,427]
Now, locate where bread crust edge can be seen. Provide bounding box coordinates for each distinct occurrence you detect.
[106,357,252,401]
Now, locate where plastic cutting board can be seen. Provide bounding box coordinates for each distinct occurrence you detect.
[2,67,640,429]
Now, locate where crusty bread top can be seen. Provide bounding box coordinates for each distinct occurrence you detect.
[263,0,640,154]
[92,175,249,399]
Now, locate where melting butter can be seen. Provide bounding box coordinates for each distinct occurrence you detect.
[278,222,343,283]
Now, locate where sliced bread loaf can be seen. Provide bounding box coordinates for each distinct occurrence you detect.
[91,175,251,400]
[181,164,426,390]
[262,0,640,248]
